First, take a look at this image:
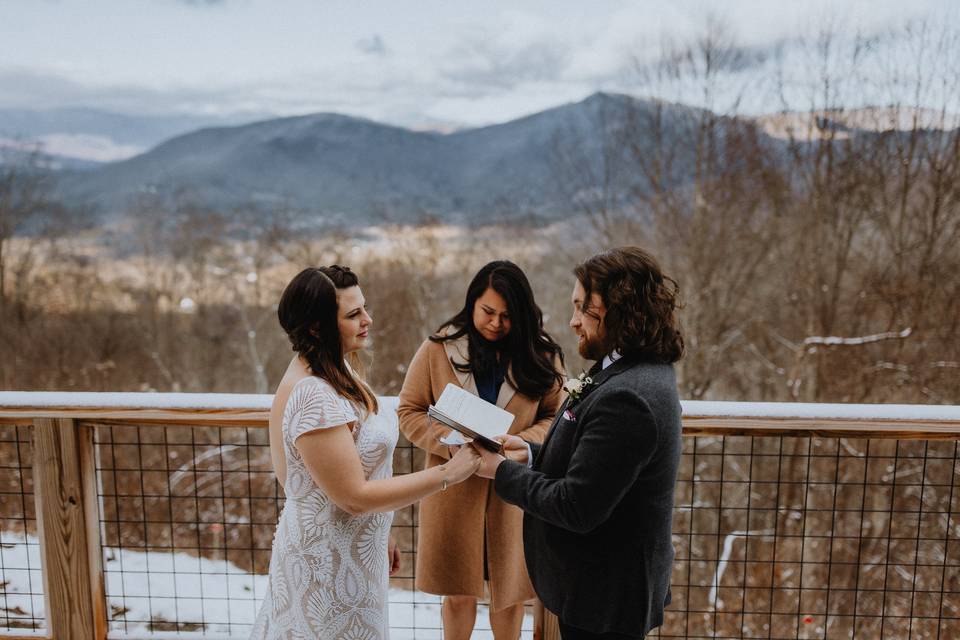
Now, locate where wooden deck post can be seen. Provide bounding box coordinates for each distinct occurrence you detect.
[534,600,542,640]
[534,600,561,640]
[32,418,105,639]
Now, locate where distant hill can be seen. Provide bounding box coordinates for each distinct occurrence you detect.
[52,93,713,224]
[14,96,953,226]
[0,107,267,164]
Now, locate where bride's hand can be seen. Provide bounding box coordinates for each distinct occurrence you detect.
[442,445,482,484]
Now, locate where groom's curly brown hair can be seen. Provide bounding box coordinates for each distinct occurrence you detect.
[574,247,684,364]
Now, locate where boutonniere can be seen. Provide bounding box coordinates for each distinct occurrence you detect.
[563,372,594,404]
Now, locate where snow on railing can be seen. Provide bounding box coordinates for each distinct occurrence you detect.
[2,391,958,425]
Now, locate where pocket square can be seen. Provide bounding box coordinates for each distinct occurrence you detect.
[563,409,576,421]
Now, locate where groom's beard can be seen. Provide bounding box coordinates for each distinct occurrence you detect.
[577,333,606,361]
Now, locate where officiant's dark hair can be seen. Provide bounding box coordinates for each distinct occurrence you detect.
[278,266,378,415]
[574,247,684,364]
[431,260,565,398]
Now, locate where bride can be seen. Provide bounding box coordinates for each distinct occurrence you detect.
[250,266,481,639]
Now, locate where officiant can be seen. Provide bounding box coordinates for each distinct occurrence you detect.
[397,260,566,640]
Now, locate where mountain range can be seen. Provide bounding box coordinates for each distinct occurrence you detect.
[0,107,267,164]
[9,94,937,226]
[41,93,704,224]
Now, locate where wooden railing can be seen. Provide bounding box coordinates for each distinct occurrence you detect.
[1,392,959,640]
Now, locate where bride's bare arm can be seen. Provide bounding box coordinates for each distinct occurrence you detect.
[295,424,480,515]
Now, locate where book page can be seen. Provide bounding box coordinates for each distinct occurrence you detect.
[439,431,469,446]
[434,383,514,439]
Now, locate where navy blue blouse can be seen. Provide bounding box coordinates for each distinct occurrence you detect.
[475,362,505,405]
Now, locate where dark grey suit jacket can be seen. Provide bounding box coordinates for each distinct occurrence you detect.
[494,356,682,638]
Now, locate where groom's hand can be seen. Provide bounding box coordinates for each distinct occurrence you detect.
[496,434,530,465]
[472,443,505,479]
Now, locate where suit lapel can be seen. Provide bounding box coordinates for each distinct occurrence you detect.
[534,355,638,467]
[535,395,571,466]
[575,356,631,403]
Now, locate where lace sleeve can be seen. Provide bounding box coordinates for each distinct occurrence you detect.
[284,377,358,444]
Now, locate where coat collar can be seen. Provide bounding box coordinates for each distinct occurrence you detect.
[575,354,637,403]
[535,354,638,463]
[440,329,517,409]
[557,354,636,419]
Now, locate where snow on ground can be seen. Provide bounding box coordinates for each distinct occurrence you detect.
[0,530,43,634]
[1,533,533,639]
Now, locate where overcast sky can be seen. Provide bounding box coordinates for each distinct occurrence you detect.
[0,0,954,128]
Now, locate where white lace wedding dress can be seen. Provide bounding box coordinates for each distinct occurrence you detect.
[250,376,398,639]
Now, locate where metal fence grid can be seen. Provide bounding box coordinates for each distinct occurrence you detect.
[0,424,43,632]
[651,435,960,639]
[3,421,960,638]
[92,423,535,638]
[95,423,278,635]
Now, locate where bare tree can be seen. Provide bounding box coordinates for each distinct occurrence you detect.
[0,151,55,312]
[550,93,641,245]
[766,20,960,402]
[616,20,788,399]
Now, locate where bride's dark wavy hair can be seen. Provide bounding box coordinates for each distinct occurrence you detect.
[277,266,378,415]
[430,260,565,398]
[574,247,684,364]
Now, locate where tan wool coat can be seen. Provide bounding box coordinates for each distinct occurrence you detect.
[397,334,565,611]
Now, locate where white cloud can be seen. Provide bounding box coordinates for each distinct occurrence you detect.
[439,39,570,91]
[0,0,955,127]
[355,34,388,57]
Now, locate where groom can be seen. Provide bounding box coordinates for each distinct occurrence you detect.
[474,247,684,639]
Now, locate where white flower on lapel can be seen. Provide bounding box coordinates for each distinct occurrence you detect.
[563,372,594,403]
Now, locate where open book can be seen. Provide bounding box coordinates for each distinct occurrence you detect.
[427,383,515,453]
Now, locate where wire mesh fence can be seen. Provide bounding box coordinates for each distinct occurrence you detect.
[653,436,960,639]
[92,422,535,638]
[0,424,43,632]
[95,423,276,634]
[1,416,960,638]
